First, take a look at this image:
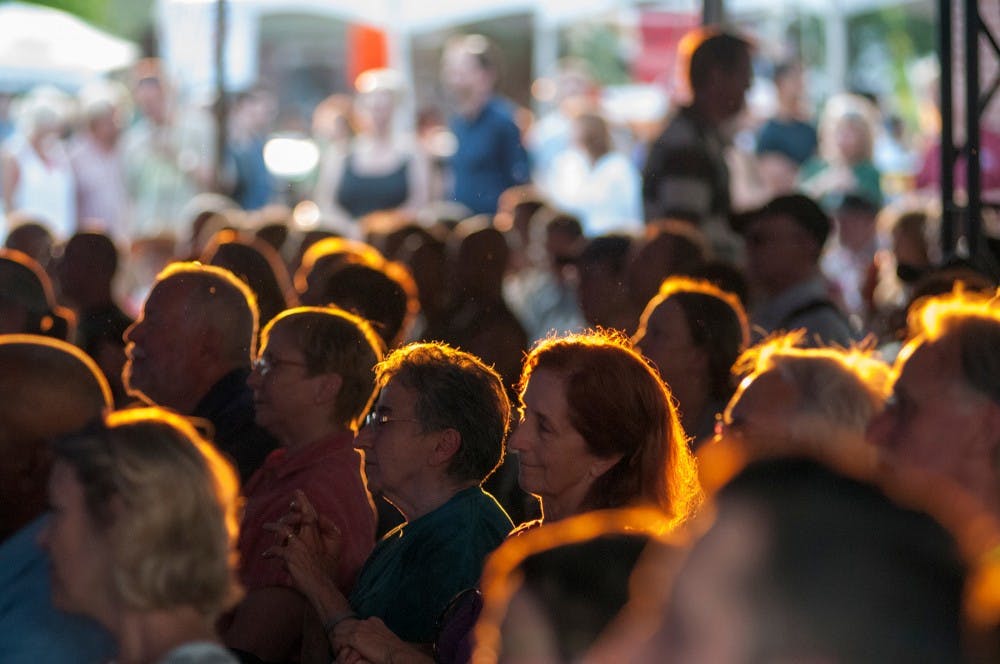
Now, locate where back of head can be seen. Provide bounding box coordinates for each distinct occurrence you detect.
[262,307,383,431]
[51,407,241,619]
[155,262,259,365]
[316,259,418,349]
[687,30,752,93]
[201,231,293,328]
[0,249,73,340]
[907,287,1000,404]
[712,457,965,663]
[58,232,119,306]
[376,342,510,484]
[5,218,54,267]
[627,222,709,309]
[520,331,701,523]
[0,334,111,539]
[453,216,510,290]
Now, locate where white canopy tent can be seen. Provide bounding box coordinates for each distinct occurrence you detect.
[0,2,140,93]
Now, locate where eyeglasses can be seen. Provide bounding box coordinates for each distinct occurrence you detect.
[362,411,421,430]
[252,355,309,377]
[713,411,745,443]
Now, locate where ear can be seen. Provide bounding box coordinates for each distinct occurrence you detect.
[589,453,624,480]
[313,372,343,405]
[429,428,462,469]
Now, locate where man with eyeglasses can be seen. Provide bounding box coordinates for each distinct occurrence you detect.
[867,288,1000,519]
[123,261,277,482]
[731,193,856,347]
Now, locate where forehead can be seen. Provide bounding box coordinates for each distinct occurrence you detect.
[145,279,194,313]
[747,213,801,237]
[377,376,419,412]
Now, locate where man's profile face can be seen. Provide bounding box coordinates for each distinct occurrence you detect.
[441,47,493,105]
[868,338,994,481]
[122,280,203,410]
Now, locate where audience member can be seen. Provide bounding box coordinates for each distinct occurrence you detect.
[56,232,133,406]
[227,88,276,211]
[821,191,883,322]
[123,262,278,482]
[642,29,751,256]
[223,307,382,662]
[545,110,643,237]
[659,457,967,664]
[1,86,75,239]
[41,408,242,664]
[634,277,749,447]
[268,343,514,658]
[718,331,890,459]
[868,288,1000,518]
[626,220,709,313]
[0,335,114,663]
[0,248,73,340]
[577,234,640,334]
[800,93,883,211]
[754,60,817,196]
[441,35,530,215]
[733,193,856,346]
[70,80,130,242]
[512,331,702,525]
[201,229,295,330]
[4,216,54,269]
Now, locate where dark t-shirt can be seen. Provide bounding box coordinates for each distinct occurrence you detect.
[756,118,818,165]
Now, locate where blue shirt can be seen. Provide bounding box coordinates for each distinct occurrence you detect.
[449,98,530,215]
[0,517,116,663]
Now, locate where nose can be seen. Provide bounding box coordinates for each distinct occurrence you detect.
[507,421,529,454]
[355,423,374,450]
[124,318,142,344]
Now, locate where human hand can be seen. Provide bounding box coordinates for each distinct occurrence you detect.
[334,617,427,664]
[263,490,343,593]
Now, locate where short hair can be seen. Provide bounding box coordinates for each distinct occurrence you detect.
[687,31,752,92]
[906,287,1000,403]
[445,34,500,75]
[817,93,878,163]
[0,249,74,340]
[154,262,259,364]
[316,259,418,349]
[0,334,111,457]
[518,331,702,524]
[579,234,632,275]
[63,232,119,280]
[732,331,891,451]
[640,277,750,402]
[711,457,966,663]
[51,407,242,619]
[261,307,383,431]
[201,231,294,329]
[375,342,510,484]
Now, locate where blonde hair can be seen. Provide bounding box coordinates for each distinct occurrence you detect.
[817,93,879,164]
[52,407,242,619]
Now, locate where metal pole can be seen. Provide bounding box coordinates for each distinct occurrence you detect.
[965,0,981,257]
[939,0,955,256]
[702,0,724,26]
[214,0,228,194]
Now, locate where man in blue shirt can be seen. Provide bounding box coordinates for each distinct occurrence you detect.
[442,35,530,216]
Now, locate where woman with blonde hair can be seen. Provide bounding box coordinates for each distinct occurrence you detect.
[799,93,883,210]
[40,407,242,664]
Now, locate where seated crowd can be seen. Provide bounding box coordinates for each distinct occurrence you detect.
[3,26,1000,664]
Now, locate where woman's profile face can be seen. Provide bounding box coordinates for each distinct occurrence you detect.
[247,323,315,443]
[508,368,614,516]
[634,297,702,391]
[39,461,114,622]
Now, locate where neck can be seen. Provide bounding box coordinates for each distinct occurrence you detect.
[114,607,217,664]
[173,364,239,415]
[389,477,475,522]
[539,483,592,523]
[458,92,491,120]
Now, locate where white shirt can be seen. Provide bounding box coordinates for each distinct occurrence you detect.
[546,148,643,237]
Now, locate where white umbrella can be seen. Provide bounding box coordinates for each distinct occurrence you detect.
[0,2,140,92]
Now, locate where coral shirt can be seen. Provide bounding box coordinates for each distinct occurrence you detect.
[238,431,376,594]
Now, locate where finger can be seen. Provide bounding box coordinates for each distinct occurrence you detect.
[293,489,320,522]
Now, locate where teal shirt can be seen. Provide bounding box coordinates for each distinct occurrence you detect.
[348,487,513,643]
[799,158,883,210]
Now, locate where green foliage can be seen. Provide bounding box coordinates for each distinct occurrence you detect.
[15,0,109,26]
[563,22,630,86]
